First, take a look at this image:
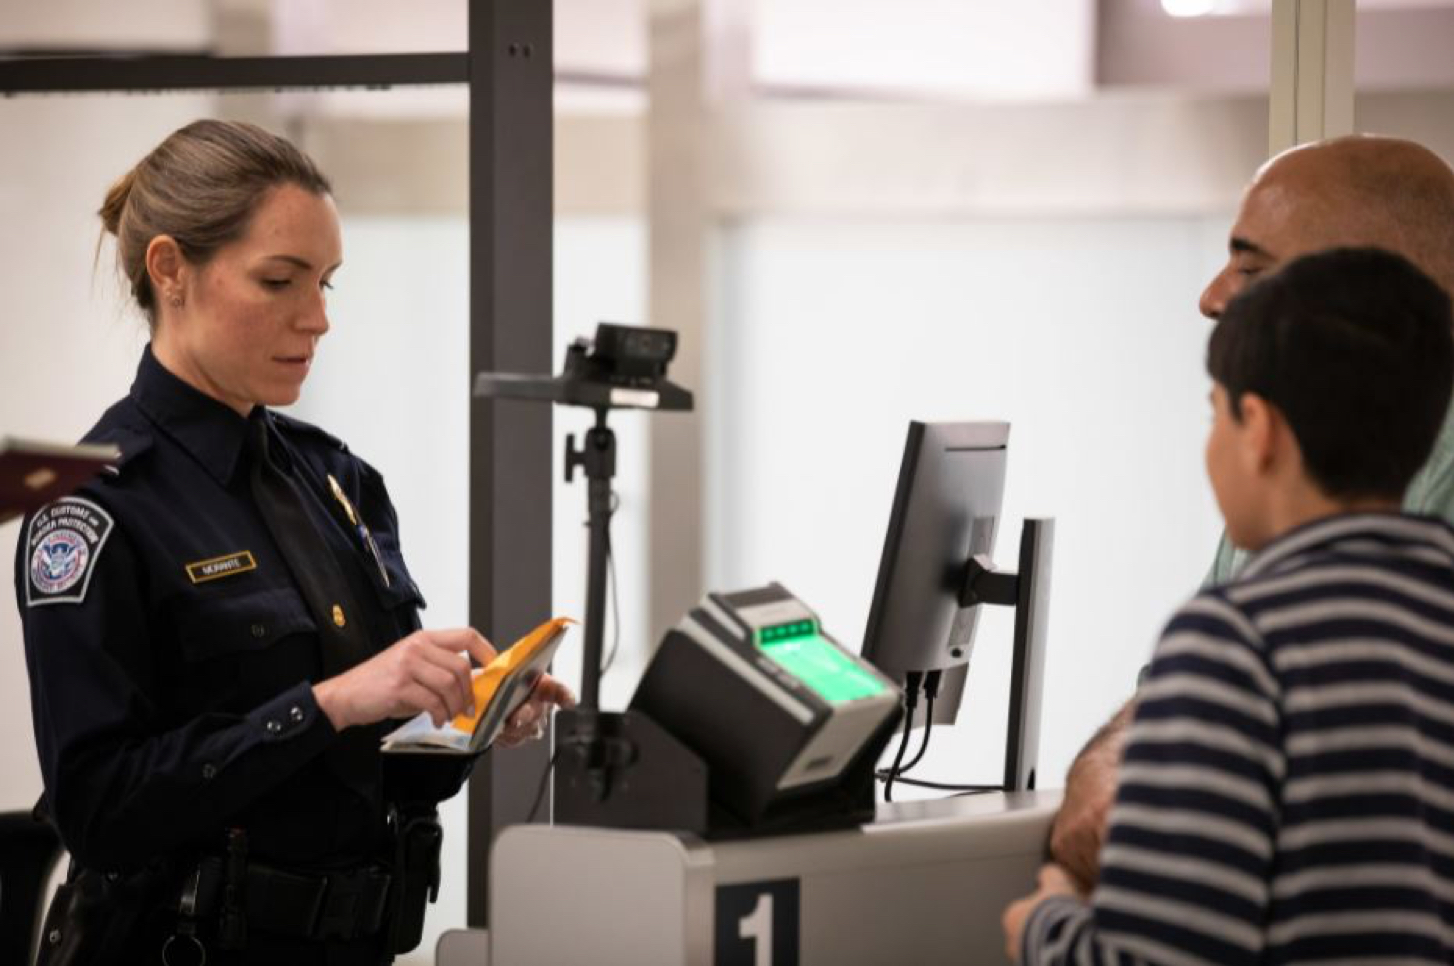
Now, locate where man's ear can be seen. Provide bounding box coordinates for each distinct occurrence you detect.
[144,236,187,306]
[1237,392,1281,475]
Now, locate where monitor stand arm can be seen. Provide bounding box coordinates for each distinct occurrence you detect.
[957,519,1055,791]
[960,554,1019,608]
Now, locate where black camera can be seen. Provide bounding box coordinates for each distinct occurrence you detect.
[593,324,676,374]
[474,322,692,412]
[566,323,677,387]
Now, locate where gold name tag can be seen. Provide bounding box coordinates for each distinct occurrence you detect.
[185,551,258,584]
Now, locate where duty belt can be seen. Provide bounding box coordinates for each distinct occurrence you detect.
[184,855,392,942]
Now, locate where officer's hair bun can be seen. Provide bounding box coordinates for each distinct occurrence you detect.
[98,168,135,239]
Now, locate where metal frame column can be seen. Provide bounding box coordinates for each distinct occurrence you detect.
[466,0,554,929]
[1270,0,1356,153]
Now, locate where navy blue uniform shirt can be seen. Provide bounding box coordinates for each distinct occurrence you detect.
[15,346,448,874]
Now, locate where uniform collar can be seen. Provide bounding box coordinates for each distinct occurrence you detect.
[130,344,252,485]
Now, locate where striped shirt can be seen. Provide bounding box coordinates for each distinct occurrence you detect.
[1025,512,1454,966]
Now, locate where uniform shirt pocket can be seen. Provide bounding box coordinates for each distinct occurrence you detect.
[370,551,427,612]
[176,586,317,663]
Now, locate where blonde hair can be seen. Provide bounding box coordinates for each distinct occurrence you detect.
[98,119,332,326]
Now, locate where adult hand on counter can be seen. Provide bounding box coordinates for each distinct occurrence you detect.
[1002,864,1080,963]
[495,674,577,748]
[314,627,499,730]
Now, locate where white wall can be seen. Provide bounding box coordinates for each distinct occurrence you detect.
[707,213,1232,793]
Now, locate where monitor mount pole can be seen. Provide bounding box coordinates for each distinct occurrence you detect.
[960,518,1055,792]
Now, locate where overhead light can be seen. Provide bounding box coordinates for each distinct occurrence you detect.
[1162,0,1217,16]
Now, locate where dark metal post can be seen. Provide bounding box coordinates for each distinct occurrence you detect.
[1003,519,1054,792]
[466,0,553,928]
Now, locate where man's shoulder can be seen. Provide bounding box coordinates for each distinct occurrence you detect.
[1202,531,1248,589]
[1403,400,1454,520]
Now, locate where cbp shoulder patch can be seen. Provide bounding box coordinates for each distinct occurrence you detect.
[26,497,115,607]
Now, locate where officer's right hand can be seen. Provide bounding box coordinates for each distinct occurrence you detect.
[312,628,499,731]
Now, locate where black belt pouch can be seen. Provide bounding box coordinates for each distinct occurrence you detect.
[389,807,443,954]
[35,863,174,966]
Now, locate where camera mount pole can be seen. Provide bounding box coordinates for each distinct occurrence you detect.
[564,407,615,714]
[474,323,693,800]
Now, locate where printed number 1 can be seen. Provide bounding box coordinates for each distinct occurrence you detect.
[738,893,774,966]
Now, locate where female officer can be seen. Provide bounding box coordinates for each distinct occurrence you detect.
[16,119,571,964]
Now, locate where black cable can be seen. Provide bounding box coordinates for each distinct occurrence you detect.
[900,670,943,774]
[526,746,561,823]
[877,668,940,779]
[885,776,1000,793]
[882,714,913,804]
[881,671,922,803]
[897,692,935,774]
[599,492,622,675]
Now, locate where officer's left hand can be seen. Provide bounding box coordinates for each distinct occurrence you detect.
[1002,864,1079,963]
[495,674,576,748]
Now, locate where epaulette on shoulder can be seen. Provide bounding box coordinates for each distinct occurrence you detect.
[269,411,351,454]
[87,425,154,481]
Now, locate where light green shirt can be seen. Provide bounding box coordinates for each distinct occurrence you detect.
[1204,404,1454,586]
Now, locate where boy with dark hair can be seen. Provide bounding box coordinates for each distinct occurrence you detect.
[1004,246,1454,965]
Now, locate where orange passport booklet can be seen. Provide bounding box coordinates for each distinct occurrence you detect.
[381,616,574,755]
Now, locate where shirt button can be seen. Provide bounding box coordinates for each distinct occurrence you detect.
[265,719,282,735]
[289,705,305,724]
[202,763,217,780]
[251,623,266,639]
[332,605,346,628]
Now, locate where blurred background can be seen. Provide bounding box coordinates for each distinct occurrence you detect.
[3,1,1453,959]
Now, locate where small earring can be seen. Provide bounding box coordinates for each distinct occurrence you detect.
[169,293,183,308]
